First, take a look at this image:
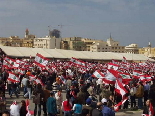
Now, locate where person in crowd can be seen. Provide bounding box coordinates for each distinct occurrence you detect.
[21,76,28,96]
[55,88,63,114]
[66,79,72,90]
[43,85,51,116]
[0,91,6,116]
[92,102,103,116]
[135,81,144,109]
[46,92,57,116]
[0,80,5,97]
[7,79,12,96]
[19,100,27,116]
[130,83,137,108]
[10,100,20,116]
[107,95,115,109]
[10,82,19,98]
[2,111,10,116]
[101,98,115,116]
[87,84,94,96]
[144,81,150,106]
[149,79,155,107]
[24,79,32,99]
[62,96,72,116]
[72,99,83,116]
[143,99,151,115]
[77,87,87,105]
[100,85,112,100]
[33,83,44,116]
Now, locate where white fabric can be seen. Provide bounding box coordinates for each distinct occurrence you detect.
[10,104,20,116]
[101,98,107,103]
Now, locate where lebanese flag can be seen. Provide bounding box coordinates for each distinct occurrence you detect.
[70,57,86,67]
[92,70,104,79]
[145,75,153,82]
[29,75,36,81]
[112,59,119,64]
[132,70,142,79]
[26,99,34,116]
[16,59,25,64]
[3,59,11,69]
[139,75,146,82]
[34,53,49,67]
[115,79,128,97]
[59,75,66,84]
[108,63,119,70]
[35,78,44,86]
[122,56,127,63]
[114,97,128,112]
[4,57,15,65]
[149,102,154,116]
[18,68,25,75]
[103,69,118,84]
[7,72,20,83]
[119,72,132,84]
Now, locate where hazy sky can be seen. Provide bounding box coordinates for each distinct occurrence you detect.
[0,0,155,47]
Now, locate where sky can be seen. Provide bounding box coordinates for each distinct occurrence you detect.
[0,0,155,47]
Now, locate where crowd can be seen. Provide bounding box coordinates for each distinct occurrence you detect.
[0,56,154,116]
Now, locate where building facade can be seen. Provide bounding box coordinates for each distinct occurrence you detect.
[33,36,61,49]
[139,42,155,58]
[61,37,86,51]
[125,44,139,54]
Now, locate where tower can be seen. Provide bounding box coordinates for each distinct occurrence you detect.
[148,42,152,54]
[25,29,29,38]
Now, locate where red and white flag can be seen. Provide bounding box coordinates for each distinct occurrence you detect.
[119,72,132,84]
[35,78,44,86]
[149,102,154,116]
[103,69,118,84]
[122,56,127,63]
[34,53,49,67]
[59,75,66,84]
[18,68,25,75]
[7,72,20,83]
[26,99,34,116]
[115,79,128,97]
[107,63,119,70]
[29,75,36,81]
[70,57,86,67]
[114,97,128,112]
[92,70,104,79]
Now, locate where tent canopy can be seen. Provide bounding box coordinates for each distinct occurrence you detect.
[0,46,154,62]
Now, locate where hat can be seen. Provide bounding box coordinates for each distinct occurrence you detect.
[86,98,92,105]
[101,98,107,103]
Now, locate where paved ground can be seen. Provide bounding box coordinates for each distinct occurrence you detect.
[5,90,143,116]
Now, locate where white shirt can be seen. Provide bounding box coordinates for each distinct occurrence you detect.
[21,78,28,86]
[10,104,20,116]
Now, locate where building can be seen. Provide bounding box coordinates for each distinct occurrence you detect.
[33,36,61,49]
[90,40,111,52]
[61,37,86,51]
[125,44,139,54]
[61,35,125,53]
[81,38,102,51]
[0,36,22,47]
[22,29,35,48]
[0,29,35,48]
[106,36,125,53]
[139,42,155,59]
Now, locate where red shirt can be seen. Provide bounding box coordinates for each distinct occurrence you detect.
[62,100,72,111]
